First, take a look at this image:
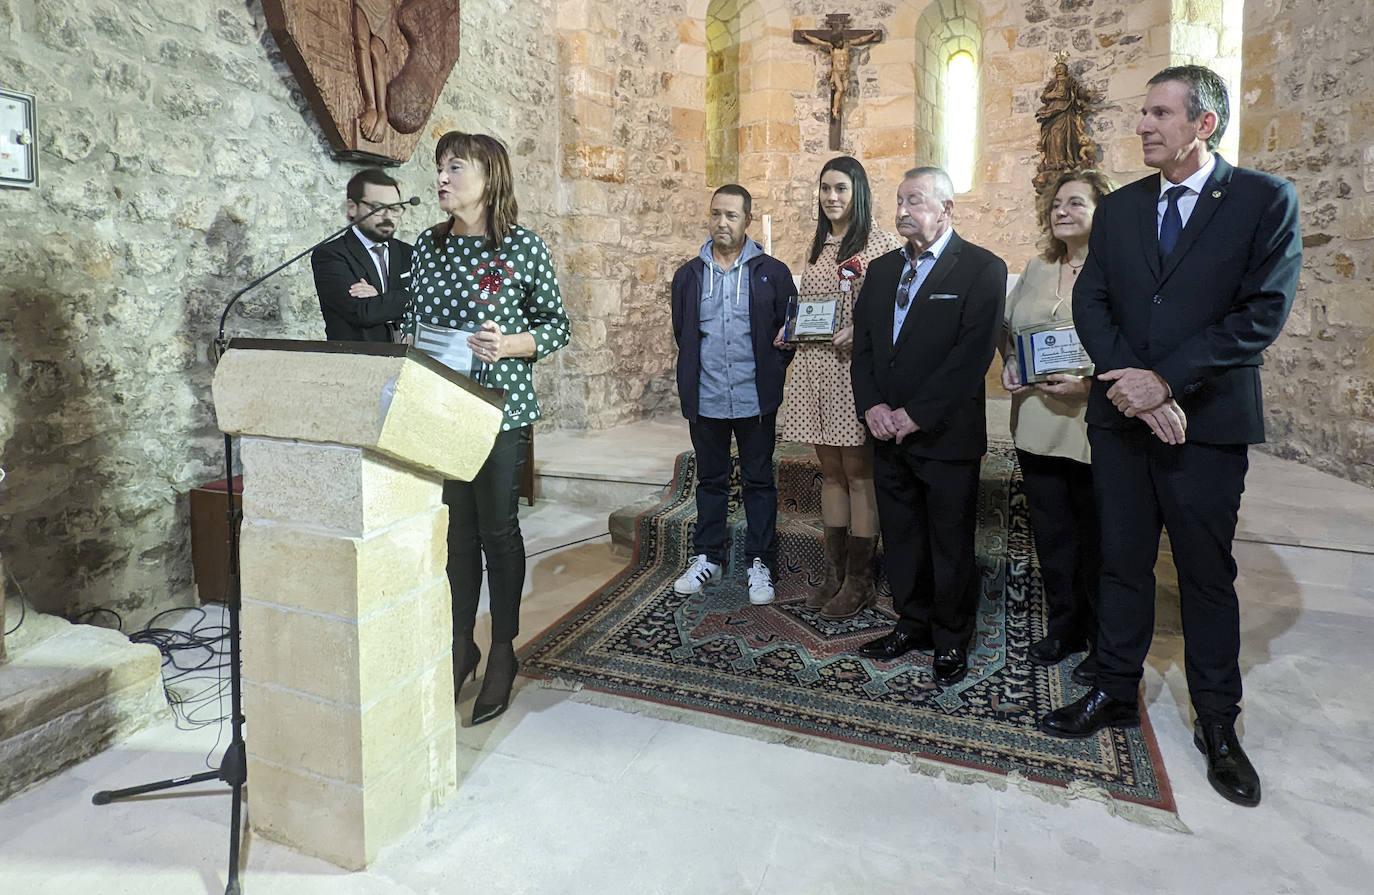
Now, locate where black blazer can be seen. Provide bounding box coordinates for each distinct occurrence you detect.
[1072,156,1301,444]
[311,229,413,342]
[851,231,1007,461]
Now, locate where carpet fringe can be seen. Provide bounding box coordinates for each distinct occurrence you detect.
[537,678,1190,833]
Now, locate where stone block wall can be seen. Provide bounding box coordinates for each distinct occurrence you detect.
[0,0,560,626]
[1242,0,1374,486]
[553,0,700,429]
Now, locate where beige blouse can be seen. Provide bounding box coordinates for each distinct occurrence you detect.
[1001,256,1093,464]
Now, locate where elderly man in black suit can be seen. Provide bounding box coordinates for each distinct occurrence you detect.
[850,166,1007,687]
[312,167,413,341]
[1038,65,1301,808]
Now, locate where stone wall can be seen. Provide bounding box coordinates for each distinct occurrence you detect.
[0,0,561,625]
[1243,0,1374,486]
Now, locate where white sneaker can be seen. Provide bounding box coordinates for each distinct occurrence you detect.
[747,558,775,605]
[674,554,722,595]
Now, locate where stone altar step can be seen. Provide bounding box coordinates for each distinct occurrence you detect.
[0,603,170,802]
[531,417,683,513]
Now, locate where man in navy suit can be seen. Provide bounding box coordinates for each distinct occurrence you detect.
[850,166,1007,687]
[312,168,413,341]
[1038,65,1302,808]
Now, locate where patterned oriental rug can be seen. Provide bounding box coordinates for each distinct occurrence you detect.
[520,442,1180,827]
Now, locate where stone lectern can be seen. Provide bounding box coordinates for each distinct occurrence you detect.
[211,339,504,870]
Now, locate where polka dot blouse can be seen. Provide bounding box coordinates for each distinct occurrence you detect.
[407,224,571,430]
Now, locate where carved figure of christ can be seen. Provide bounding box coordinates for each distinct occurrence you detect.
[793,13,884,149]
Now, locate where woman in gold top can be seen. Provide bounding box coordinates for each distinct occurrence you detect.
[1001,169,1115,683]
[778,156,903,619]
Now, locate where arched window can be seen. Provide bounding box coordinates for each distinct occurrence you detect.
[914,2,983,192]
[945,50,977,193]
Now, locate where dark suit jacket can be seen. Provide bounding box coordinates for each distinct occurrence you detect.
[851,231,1008,461]
[311,229,413,341]
[1072,157,1301,445]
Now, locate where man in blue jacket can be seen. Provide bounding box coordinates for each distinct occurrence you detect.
[670,185,797,605]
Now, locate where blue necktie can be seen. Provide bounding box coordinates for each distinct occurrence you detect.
[1158,185,1188,257]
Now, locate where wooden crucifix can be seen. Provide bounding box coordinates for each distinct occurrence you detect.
[793,13,884,150]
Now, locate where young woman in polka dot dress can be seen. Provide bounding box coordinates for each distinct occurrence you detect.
[777,156,902,619]
[407,131,570,726]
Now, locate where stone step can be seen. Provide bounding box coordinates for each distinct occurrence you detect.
[608,494,667,557]
[535,472,666,510]
[0,607,170,802]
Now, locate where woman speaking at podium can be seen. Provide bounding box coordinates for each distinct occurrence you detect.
[407,131,570,725]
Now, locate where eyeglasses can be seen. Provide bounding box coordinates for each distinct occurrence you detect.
[358,199,406,218]
[895,266,917,309]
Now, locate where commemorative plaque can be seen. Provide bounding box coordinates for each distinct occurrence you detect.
[1014,321,1093,384]
[783,292,841,343]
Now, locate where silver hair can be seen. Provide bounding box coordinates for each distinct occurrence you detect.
[903,166,955,203]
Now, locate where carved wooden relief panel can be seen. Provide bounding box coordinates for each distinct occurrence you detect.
[263,0,461,164]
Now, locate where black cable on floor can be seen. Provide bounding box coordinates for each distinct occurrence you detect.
[128,606,232,731]
[72,606,124,630]
[525,531,611,559]
[3,564,25,636]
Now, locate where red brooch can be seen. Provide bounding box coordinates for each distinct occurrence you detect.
[473,259,515,302]
[838,256,863,292]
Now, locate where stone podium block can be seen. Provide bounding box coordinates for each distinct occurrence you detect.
[212,340,503,870]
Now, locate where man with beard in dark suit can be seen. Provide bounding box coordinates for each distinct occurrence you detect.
[312,168,413,341]
[850,166,1007,687]
[1037,65,1301,808]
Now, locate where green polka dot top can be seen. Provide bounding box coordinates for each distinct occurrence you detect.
[408,224,571,430]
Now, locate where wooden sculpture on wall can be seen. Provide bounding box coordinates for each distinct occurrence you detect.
[793,13,884,151]
[1033,54,1101,193]
[264,0,461,164]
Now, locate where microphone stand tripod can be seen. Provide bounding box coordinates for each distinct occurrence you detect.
[90,198,417,895]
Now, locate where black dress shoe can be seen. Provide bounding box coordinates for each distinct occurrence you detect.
[858,628,934,661]
[1027,635,1086,666]
[1194,720,1261,807]
[1070,651,1098,687]
[1038,688,1140,738]
[932,647,967,687]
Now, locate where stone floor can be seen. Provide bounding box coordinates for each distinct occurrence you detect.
[2,407,1373,894]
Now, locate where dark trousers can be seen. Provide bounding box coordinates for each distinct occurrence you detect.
[872,443,981,651]
[1089,425,1248,723]
[444,425,531,644]
[688,413,778,570]
[1017,449,1100,645]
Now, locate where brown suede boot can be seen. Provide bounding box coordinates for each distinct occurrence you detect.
[820,535,877,619]
[805,526,849,609]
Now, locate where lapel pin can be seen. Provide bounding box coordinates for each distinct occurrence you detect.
[1212,190,1222,198]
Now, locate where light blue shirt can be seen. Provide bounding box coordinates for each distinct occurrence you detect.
[1156,154,1217,234]
[892,226,955,344]
[697,237,763,419]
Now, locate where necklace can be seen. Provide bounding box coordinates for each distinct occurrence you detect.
[1065,258,1086,276]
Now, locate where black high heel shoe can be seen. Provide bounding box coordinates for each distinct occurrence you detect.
[471,640,518,726]
[453,635,481,701]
